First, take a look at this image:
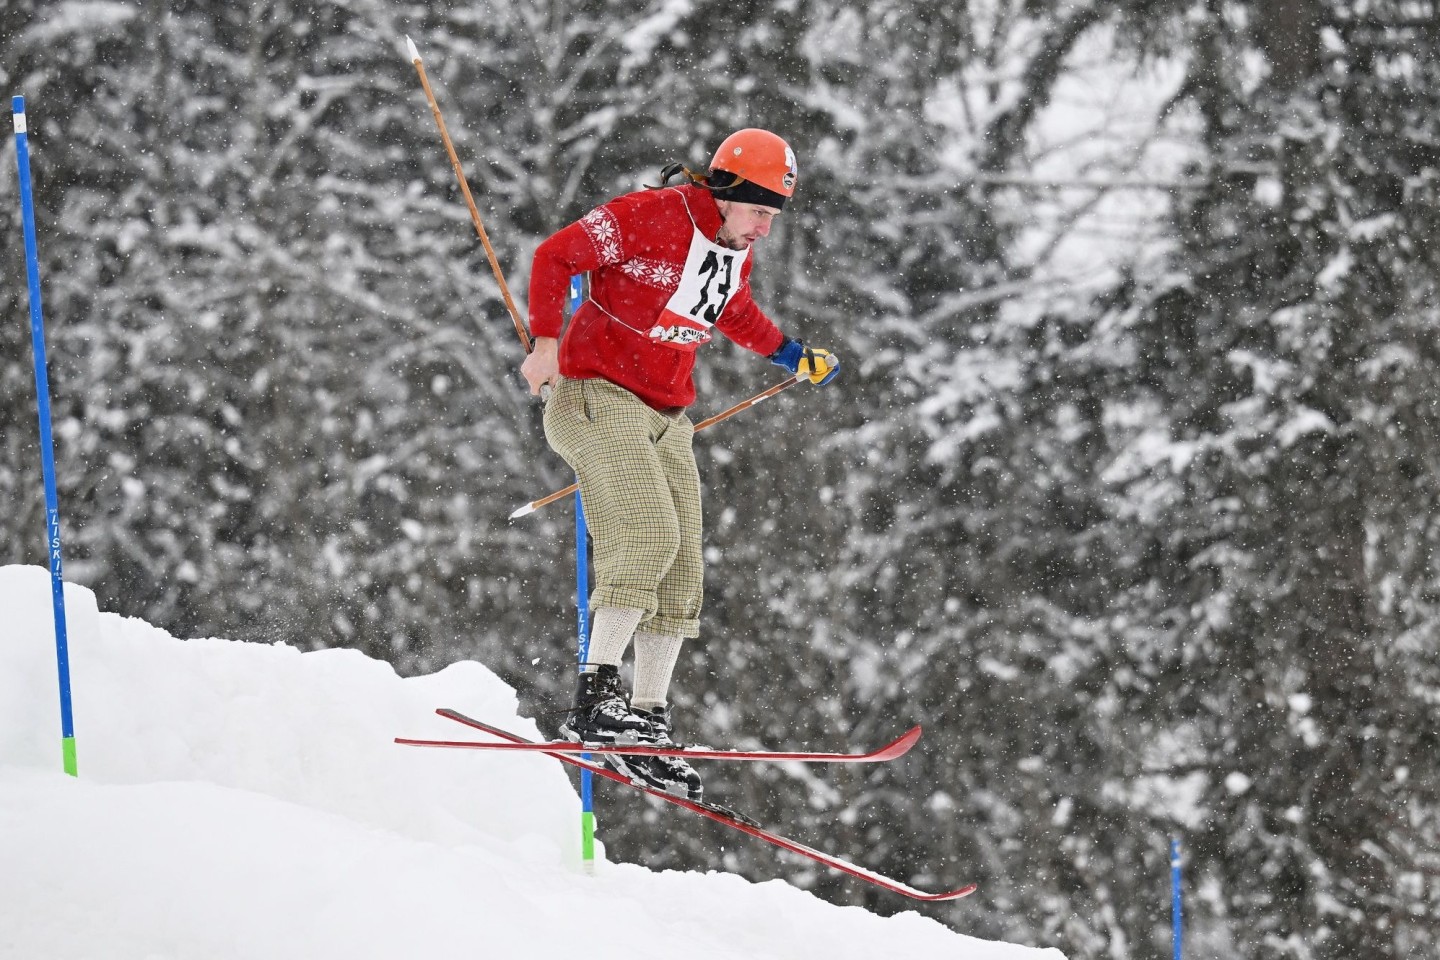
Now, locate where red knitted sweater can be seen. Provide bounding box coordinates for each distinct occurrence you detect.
[528,183,786,410]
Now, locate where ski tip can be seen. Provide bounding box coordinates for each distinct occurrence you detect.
[929,883,979,902]
[872,725,923,761]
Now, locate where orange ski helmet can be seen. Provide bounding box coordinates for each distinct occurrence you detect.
[708,128,797,208]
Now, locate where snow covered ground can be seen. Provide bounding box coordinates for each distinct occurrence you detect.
[0,564,1066,960]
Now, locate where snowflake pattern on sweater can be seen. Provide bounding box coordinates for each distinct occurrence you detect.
[620,257,683,292]
[579,207,623,265]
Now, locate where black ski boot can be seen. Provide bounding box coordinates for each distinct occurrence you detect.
[606,706,704,802]
[558,664,654,745]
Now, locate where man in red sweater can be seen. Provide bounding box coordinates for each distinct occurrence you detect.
[521,128,838,801]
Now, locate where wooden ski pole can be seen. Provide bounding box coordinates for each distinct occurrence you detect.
[509,374,808,519]
[406,36,533,355]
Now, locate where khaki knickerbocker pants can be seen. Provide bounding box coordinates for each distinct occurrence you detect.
[543,376,703,639]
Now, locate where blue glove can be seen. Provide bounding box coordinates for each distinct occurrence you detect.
[768,338,840,385]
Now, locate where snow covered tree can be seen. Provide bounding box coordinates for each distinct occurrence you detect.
[1095,1,1440,955]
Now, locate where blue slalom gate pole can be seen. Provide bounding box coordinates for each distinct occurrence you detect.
[569,274,596,869]
[1171,838,1184,960]
[576,490,595,868]
[13,95,77,777]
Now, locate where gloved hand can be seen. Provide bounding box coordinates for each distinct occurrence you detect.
[768,338,840,385]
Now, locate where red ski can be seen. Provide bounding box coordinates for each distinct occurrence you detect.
[395,710,920,764]
[404,708,977,903]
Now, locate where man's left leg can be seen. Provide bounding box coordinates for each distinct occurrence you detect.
[621,418,705,800]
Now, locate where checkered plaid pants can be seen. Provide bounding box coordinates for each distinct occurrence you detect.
[543,377,703,638]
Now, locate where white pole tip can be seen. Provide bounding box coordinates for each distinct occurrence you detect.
[406,36,421,62]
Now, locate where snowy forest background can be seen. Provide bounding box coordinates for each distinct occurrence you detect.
[2,1,1438,957]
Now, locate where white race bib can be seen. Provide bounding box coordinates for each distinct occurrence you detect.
[647,227,749,352]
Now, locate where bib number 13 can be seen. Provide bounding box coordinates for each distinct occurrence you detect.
[688,250,736,323]
[650,225,748,351]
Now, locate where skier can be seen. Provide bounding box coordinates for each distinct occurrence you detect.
[520,128,839,802]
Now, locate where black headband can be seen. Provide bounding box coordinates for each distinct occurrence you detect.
[708,170,789,209]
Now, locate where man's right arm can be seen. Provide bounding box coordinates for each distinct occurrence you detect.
[522,219,604,397]
[522,197,642,395]
[527,205,627,340]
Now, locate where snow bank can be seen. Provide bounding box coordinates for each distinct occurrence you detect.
[0,564,1066,960]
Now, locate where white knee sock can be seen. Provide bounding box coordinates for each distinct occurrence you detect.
[583,606,644,673]
[631,631,685,711]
